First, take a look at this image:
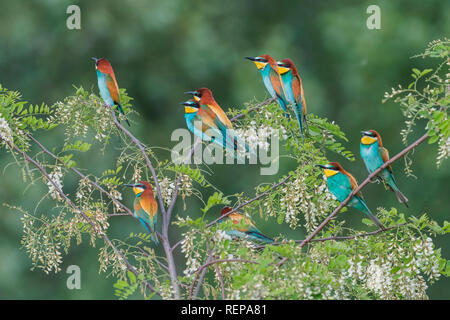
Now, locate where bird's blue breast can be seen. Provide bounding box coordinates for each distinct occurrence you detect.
[259,65,276,98]
[360,141,384,174]
[326,172,352,202]
[184,112,214,142]
[96,70,114,106]
[281,71,295,104]
[184,113,197,132]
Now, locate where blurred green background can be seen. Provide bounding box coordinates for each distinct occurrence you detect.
[0,0,449,299]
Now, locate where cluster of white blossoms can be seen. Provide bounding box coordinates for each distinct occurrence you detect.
[109,186,123,211]
[266,175,337,230]
[132,164,142,182]
[436,136,449,167]
[365,259,393,298]
[181,230,201,278]
[179,174,193,201]
[93,99,113,142]
[90,206,110,235]
[20,214,63,274]
[212,229,232,244]
[237,274,270,300]
[159,177,175,206]
[412,237,441,281]
[98,245,127,276]
[47,167,64,201]
[235,121,287,152]
[75,177,92,204]
[0,114,13,146]
[52,99,89,139]
[342,236,441,299]
[306,181,337,232]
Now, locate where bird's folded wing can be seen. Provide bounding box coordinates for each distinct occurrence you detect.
[379,146,392,172]
[269,68,288,102]
[104,73,120,103]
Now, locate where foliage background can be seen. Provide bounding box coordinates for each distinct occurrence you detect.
[0,0,448,299]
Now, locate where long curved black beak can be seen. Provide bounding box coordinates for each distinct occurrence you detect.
[361,130,371,136]
[92,57,99,63]
[123,184,137,188]
[180,101,192,106]
[245,56,257,61]
[316,164,328,169]
[184,91,198,95]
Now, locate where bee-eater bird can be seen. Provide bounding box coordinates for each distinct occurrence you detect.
[184,88,254,156]
[318,162,386,230]
[219,207,274,244]
[245,54,291,119]
[92,57,130,126]
[124,181,158,244]
[277,58,309,143]
[360,130,408,207]
[180,99,217,143]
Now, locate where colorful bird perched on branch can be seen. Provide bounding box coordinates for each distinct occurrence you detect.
[318,162,385,229]
[219,207,274,244]
[183,88,253,157]
[124,181,158,244]
[277,58,309,143]
[360,130,409,207]
[246,54,290,119]
[92,57,130,126]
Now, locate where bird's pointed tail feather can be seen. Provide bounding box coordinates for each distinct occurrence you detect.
[394,189,409,208]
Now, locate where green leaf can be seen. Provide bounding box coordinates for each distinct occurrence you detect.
[127,271,136,284]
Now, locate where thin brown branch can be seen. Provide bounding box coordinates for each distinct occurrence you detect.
[299,132,428,249]
[109,108,167,216]
[254,223,407,250]
[109,107,180,299]
[165,139,201,232]
[26,132,134,217]
[192,250,215,300]
[4,139,160,296]
[230,98,275,122]
[26,132,164,242]
[213,261,226,300]
[206,174,293,228]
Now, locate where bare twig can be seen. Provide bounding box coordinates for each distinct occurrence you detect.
[230,98,275,122]
[206,174,293,228]
[254,223,407,249]
[213,259,226,300]
[192,250,215,300]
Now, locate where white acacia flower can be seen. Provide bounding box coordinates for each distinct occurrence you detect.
[47,167,64,201]
[0,114,13,146]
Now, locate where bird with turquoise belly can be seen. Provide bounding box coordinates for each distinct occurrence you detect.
[277,58,309,143]
[246,54,291,119]
[183,88,254,158]
[92,57,130,126]
[124,181,159,244]
[360,130,408,207]
[318,162,385,230]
